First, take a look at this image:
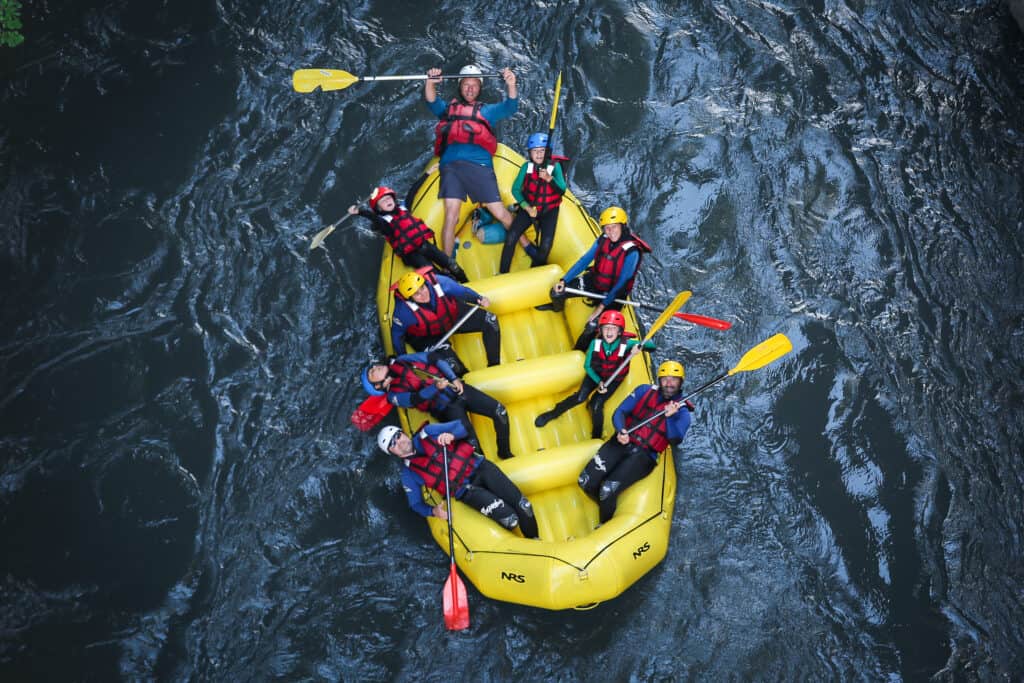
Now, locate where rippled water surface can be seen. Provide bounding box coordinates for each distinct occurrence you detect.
[3,0,1023,680]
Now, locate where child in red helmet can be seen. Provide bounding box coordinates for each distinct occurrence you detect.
[534,309,654,439]
[348,185,468,282]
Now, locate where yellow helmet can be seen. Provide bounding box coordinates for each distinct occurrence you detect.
[657,360,685,379]
[397,271,426,298]
[599,206,628,227]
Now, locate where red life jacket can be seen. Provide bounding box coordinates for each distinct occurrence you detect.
[380,207,434,256]
[407,432,479,496]
[520,162,563,215]
[589,338,632,381]
[623,386,672,454]
[401,271,460,340]
[433,99,498,157]
[386,358,442,412]
[591,233,651,295]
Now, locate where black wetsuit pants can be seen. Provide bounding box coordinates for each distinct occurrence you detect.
[541,375,623,439]
[436,385,514,460]
[578,439,657,523]
[458,459,538,538]
[498,206,559,273]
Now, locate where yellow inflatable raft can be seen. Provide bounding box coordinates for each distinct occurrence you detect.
[374,144,676,610]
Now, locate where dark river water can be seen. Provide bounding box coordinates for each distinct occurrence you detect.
[3,1,1023,680]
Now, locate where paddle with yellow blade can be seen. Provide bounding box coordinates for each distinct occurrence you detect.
[626,333,794,434]
[309,214,353,251]
[542,71,562,167]
[440,444,470,630]
[293,68,503,93]
[599,290,692,392]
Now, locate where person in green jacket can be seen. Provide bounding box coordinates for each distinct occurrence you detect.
[499,133,567,273]
[534,310,654,439]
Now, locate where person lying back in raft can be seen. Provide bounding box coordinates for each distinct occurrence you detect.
[536,206,651,351]
[424,64,520,256]
[390,269,501,371]
[348,185,468,283]
[578,360,692,524]
[498,132,567,273]
[534,310,654,439]
[378,421,538,538]
[363,351,516,460]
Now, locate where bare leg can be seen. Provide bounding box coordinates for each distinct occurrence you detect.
[442,198,463,255]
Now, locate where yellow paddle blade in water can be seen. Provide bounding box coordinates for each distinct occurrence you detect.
[292,68,360,93]
[645,290,692,341]
[729,333,793,375]
[309,224,335,251]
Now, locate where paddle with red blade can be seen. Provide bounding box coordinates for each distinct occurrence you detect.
[561,287,732,330]
[441,444,470,630]
[675,312,732,330]
[350,394,392,432]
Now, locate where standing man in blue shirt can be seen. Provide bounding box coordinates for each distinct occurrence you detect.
[425,64,519,256]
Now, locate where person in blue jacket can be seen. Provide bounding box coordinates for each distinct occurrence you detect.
[536,206,651,351]
[578,360,691,524]
[424,64,519,256]
[362,350,515,460]
[378,420,538,538]
[390,269,501,371]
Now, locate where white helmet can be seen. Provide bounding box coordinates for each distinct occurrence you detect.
[459,64,484,77]
[377,425,402,453]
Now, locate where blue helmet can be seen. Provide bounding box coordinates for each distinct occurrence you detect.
[362,364,385,396]
[526,132,548,151]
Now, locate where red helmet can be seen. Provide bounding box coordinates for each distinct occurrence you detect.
[598,310,625,328]
[369,185,397,211]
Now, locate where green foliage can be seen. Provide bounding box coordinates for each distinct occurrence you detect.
[0,0,24,48]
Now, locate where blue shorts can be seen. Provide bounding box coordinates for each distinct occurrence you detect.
[438,160,501,204]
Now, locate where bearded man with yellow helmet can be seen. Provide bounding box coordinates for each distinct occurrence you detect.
[578,359,693,524]
[390,268,501,372]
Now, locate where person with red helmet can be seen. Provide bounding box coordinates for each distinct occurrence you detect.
[347,185,468,282]
[534,309,654,438]
[424,64,519,256]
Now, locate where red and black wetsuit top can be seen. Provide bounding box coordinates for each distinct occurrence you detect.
[402,271,460,340]
[591,234,651,296]
[589,338,632,381]
[520,162,563,215]
[380,208,435,256]
[623,386,672,454]
[386,357,444,412]
[408,433,479,496]
[433,99,498,157]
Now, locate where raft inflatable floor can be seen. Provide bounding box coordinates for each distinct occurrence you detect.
[374,144,676,610]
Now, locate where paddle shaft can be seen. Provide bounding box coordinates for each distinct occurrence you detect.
[427,304,481,351]
[543,71,562,166]
[562,286,730,329]
[440,445,462,624]
[564,286,669,313]
[624,372,729,434]
[371,73,502,82]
